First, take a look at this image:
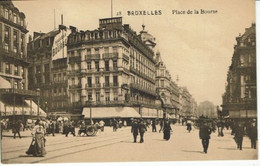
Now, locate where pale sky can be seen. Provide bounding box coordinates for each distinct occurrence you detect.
[13,0,255,106]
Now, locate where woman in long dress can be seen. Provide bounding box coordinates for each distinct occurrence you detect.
[163,119,172,141]
[31,119,46,157]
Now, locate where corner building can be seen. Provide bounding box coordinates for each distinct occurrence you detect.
[67,17,161,120]
[222,23,256,120]
[0,0,45,122]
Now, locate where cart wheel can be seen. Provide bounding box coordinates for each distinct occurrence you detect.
[86,126,95,136]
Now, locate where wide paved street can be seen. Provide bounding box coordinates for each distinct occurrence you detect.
[1,124,257,164]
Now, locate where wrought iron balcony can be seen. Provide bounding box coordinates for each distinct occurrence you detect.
[102,53,118,59]
[85,54,101,60]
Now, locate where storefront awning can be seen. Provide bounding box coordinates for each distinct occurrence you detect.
[82,107,141,119]
[0,76,11,89]
[0,100,46,117]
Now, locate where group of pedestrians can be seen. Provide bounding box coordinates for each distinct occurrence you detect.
[131,118,173,143]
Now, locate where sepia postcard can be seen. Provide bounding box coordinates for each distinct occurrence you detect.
[0,0,258,165]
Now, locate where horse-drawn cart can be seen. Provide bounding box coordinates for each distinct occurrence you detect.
[78,124,100,136]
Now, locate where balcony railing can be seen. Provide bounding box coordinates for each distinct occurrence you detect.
[130,83,157,96]
[0,46,29,63]
[69,84,81,89]
[85,54,101,60]
[69,56,81,63]
[103,83,119,88]
[85,84,93,88]
[102,53,118,59]
[104,67,118,72]
[0,88,38,96]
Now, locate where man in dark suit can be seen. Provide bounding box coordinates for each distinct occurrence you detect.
[199,121,212,153]
[248,120,257,149]
[131,119,139,143]
[234,122,245,150]
[13,120,22,139]
[152,119,157,132]
[138,119,147,143]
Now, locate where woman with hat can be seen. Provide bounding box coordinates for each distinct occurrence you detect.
[163,119,172,140]
[31,119,47,157]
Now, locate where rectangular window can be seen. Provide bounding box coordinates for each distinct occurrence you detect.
[105,60,109,71]
[95,61,99,71]
[114,91,118,101]
[4,9,8,19]
[5,63,11,74]
[96,92,100,101]
[113,75,118,86]
[87,77,92,87]
[113,60,117,70]
[95,76,100,84]
[20,34,25,55]
[105,76,109,86]
[14,65,18,75]
[105,92,110,101]
[87,62,91,70]
[160,80,164,87]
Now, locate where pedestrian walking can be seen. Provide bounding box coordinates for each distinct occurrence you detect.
[163,119,172,140]
[159,120,164,133]
[27,119,46,157]
[152,119,157,132]
[138,119,147,143]
[217,120,224,137]
[247,120,257,149]
[186,119,192,132]
[13,120,23,139]
[199,121,212,153]
[112,119,118,132]
[50,120,55,136]
[65,121,76,137]
[131,119,139,143]
[234,122,244,150]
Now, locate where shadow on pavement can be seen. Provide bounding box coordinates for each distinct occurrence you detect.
[182,150,204,154]
[218,147,236,150]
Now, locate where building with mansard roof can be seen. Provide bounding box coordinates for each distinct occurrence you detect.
[155,50,180,119]
[27,24,74,118]
[67,17,163,120]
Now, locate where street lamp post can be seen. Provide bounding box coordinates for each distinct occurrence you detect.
[36,88,40,119]
[89,97,92,124]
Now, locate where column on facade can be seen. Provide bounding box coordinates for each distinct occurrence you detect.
[118,46,123,68]
[10,27,13,52]
[99,48,104,72]
[81,49,87,105]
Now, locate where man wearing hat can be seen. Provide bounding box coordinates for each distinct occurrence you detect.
[247,119,257,149]
[199,120,212,153]
[131,119,139,143]
[138,119,147,143]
